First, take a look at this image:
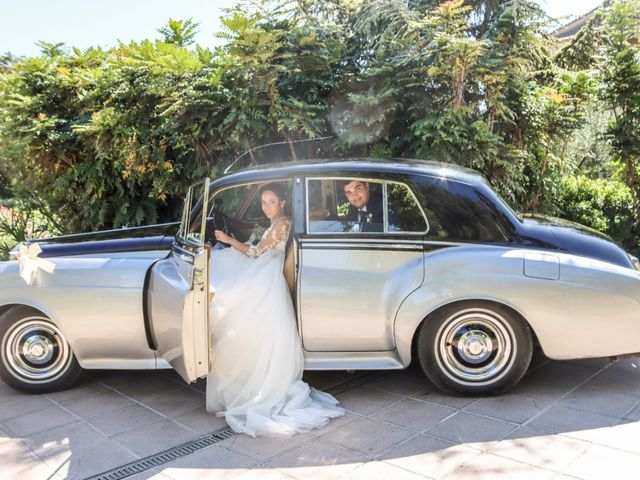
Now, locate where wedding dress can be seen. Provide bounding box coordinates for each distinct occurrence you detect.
[206,217,345,437]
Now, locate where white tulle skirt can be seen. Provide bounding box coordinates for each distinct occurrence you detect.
[206,246,344,437]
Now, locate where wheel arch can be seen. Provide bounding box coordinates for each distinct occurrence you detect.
[0,302,55,324]
[397,294,538,366]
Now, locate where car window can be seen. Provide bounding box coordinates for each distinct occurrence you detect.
[307,178,425,234]
[209,180,292,243]
[411,175,514,242]
[387,182,427,233]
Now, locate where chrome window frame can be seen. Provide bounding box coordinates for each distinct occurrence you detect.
[176,177,210,249]
[304,176,430,236]
[207,178,294,219]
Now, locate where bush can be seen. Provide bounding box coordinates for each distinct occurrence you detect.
[552,175,637,255]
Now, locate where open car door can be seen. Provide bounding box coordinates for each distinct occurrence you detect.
[147,179,211,383]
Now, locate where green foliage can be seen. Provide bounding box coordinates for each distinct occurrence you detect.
[552,175,637,255]
[157,18,200,47]
[0,0,637,255]
[0,201,59,260]
[597,0,640,237]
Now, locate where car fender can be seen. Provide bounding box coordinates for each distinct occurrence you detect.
[394,245,640,365]
[0,251,168,369]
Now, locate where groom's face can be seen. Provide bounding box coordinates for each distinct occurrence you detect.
[343,181,370,210]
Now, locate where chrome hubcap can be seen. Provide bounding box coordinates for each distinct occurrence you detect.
[437,309,516,386]
[22,335,55,364]
[2,318,71,383]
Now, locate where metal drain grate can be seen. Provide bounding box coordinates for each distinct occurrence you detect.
[84,427,235,480]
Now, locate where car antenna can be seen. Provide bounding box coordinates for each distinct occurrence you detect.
[223,135,334,175]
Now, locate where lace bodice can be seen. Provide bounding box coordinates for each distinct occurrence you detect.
[247,217,291,258]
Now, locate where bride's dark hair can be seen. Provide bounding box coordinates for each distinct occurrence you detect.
[258,182,287,203]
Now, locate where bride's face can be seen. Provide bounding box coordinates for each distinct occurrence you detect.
[261,190,285,220]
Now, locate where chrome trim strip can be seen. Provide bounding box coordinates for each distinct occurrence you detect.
[302,237,421,244]
[301,242,423,251]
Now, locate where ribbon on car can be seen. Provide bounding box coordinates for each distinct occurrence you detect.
[16,243,55,285]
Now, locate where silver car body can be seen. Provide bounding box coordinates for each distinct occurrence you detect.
[1,160,640,387]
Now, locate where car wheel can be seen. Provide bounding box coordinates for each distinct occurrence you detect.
[417,302,532,395]
[0,306,82,393]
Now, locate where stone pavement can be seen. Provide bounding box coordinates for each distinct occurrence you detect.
[3,357,640,480]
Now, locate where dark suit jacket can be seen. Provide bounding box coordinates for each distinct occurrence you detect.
[346,195,384,232]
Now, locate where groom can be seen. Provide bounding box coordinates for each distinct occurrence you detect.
[342,180,383,232]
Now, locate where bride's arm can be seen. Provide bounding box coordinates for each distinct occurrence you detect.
[247,219,291,258]
[214,230,250,255]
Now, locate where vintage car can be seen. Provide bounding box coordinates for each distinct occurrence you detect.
[1,158,639,396]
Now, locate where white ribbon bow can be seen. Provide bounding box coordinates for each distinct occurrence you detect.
[16,243,55,285]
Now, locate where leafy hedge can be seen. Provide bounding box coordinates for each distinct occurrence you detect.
[0,0,638,255]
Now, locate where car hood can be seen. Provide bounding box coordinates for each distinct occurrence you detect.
[518,214,633,269]
[15,222,179,258]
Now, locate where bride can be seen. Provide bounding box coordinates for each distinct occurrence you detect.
[206,183,345,437]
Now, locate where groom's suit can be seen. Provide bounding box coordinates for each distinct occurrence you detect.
[345,194,384,232]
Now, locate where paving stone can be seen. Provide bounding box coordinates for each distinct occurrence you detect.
[0,394,57,421]
[379,434,481,479]
[3,406,78,437]
[156,445,255,480]
[189,379,207,394]
[425,412,515,448]
[221,430,316,462]
[589,419,640,455]
[0,454,63,480]
[233,470,297,480]
[555,385,638,419]
[562,358,613,370]
[114,376,186,401]
[442,452,555,480]
[89,370,153,388]
[563,444,640,480]
[172,406,229,434]
[0,436,38,468]
[340,460,428,480]
[44,377,109,403]
[87,404,166,436]
[0,380,26,400]
[372,398,457,431]
[141,388,205,418]
[511,362,598,402]
[263,438,366,479]
[410,389,481,410]
[60,389,136,419]
[462,395,549,425]
[621,400,640,421]
[584,365,640,396]
[335,386,404,415]
[525,405,618,439]
[111,418,199,457]
[365,369,430,396]
[323,417,415,456]
[23,420,106,461]
[42,438,139,480]
[312,411,364,438]
[488,427,590,473]
[303,370,360,390]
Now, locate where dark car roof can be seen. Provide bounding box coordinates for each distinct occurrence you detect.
[212,158,485,189]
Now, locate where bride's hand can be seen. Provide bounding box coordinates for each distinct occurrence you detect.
[214,230,232,244]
